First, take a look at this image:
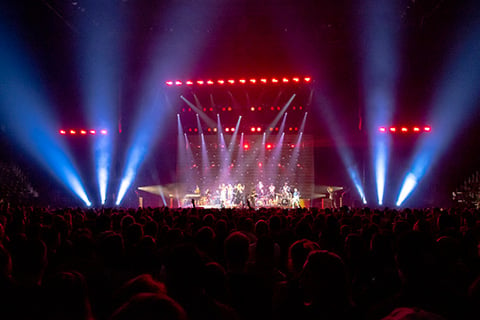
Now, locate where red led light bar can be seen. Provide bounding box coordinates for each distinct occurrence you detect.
[379,126,432,133]
[165,76,312,87]
[60,129,108,136]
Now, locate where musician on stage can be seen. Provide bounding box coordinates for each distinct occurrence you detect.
[292,188,301,208]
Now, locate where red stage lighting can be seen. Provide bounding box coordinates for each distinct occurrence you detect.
[166,81,173,86]
[277,106,281,110]
[203,108,207,112]
[186,80,193,85]
[209,107,213,111]
[289,127,293,131]
[291,144,295,148]
[258,107,262,111]
[256,127,261,132]
[213,128,217,132]
[269,128,274,131]
[282,78,289,83]
[250,127,256,132]
[270,106,274,111]
[80,130,87,135]
[251,107,255,111]
[225,128,230,132]
[299,106,303,110]
[292,77,300,82]
[266,143,273,149]
[389,127,396,132]
[197,80,204,85]
[239,79,246,84]
[424,126,431,132]
[175,80,182,86]
[231,128,235,132]
[250,79,256,84]
[379,127,386,132]
[295,127,298,131]
[90,130,96,135]
[188,128,192,132]
[413,127,420,132]
[217,80,225,84]
[275,127,279,131]
[304,77,311,82]
[227,107,232,111]
[258,162,263,167]
[401,127,408,132]
[293,106,296,110]
[260,78,267,83]
[207,128,212,132]
[272,78,278,83]
[100,129,107,135]
[222,107,226,111]
[228,79,235,84]
[243,144,249,149]
[59,130,66,135]
[207,80,214,85]
[70,130,76,135]
[194,128,198,132]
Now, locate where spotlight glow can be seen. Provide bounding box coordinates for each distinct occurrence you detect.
[396,173,417,206]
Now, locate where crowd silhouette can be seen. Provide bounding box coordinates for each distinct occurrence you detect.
[0,204,479,319]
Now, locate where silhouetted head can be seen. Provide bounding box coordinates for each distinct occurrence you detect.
[111,293,187,320]
[224,231,250,272]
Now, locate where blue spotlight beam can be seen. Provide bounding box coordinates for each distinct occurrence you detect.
[396,14,480,206]
[76,1,126,206]
[0,23,91,206]
[359,0,401,206]
[315,93,367,204]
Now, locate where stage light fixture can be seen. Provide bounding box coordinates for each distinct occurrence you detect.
[251,107,255,111]
[228,79,235,84]
[186,80,193,85]
[389,127,396,132]
[207,80,214,85]
[258,162,263,167]
[60,130,66,135]
[80,130,87,135]
[100,129,107,135]
[217,80,225,84]
[250,79,256,84]
[197,80,204,85]
[227,107,232,111]
[256,127,261,132]
[401,127,408,132]
[266,143,273,149]
[90,130,96,134]
[175,80,182,85]
[304,77,311,82]
[231,127,235,132]
[292,77,300,82]
[166,81,173,86]
[272,78,278,83]
[258,107,262,111]
[379,127,386,132]
[260,78,267,83]
[225,128,230,132]
[243,144,249,149]
[70,130,76,135]
[282,78,289,83]
[413,127,420,132]
[424,126,431,132]
[250,127,256,132]
[239,79,246,84]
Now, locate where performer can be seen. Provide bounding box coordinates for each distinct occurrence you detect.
[268,183,275,197]
[292,188,301,208]
[194,185,200,194]
[257,181,265,197]
[282,182,291,198]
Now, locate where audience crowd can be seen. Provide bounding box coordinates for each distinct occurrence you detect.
[0,204,480,320]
